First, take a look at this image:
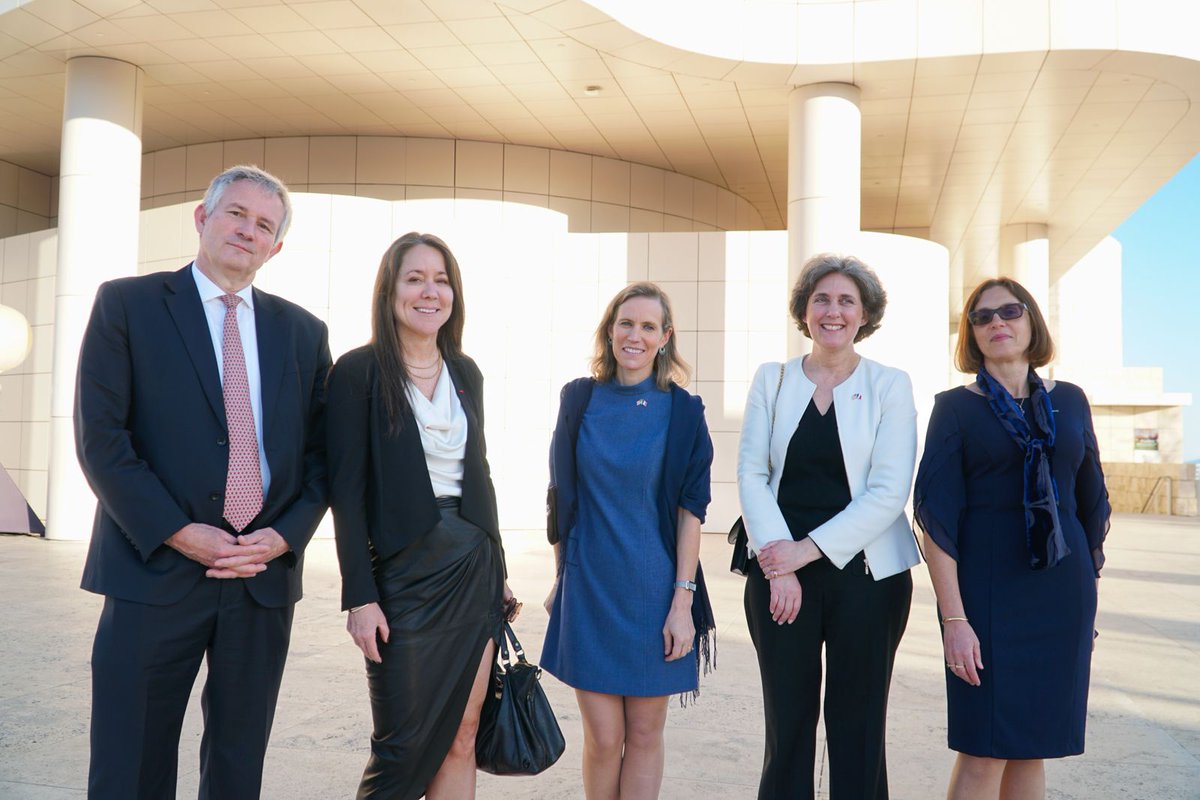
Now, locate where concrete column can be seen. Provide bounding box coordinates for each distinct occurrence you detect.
[999,223,1049,314]
[787,83,861,357]
[46,57,143,540]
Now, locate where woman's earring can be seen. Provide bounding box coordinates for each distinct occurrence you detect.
[608,337,613,345]
[658,346,666,355]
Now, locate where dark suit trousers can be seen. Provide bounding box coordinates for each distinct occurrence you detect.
[88,575,294,800]
[745,553,912,800]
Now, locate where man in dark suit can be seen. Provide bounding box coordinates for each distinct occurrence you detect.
[75,165,331,799]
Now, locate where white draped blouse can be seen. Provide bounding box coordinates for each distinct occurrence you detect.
[405,361,467,498]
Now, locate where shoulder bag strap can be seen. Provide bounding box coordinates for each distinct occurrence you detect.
[767,361,785,476]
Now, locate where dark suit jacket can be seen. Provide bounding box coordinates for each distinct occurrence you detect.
[76,265,332,609]
[325,345,502,610]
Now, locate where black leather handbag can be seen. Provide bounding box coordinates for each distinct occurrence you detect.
[475,622,565,775]
[728,517,751,576]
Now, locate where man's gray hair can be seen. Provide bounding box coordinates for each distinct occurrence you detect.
[202,165,292,244]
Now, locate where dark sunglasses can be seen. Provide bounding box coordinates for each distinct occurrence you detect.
[968,302,1026,326]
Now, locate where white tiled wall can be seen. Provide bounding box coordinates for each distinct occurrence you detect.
[1050,235,1187,466]
[1092,403,1185,464]
[140,137,765,233]
[213,213,949,531]
[2,193,775,531]
[6,183,1183,531]
[0,160,54,239]
[0,229,56,518]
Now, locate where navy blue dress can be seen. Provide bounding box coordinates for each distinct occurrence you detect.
[542,376,697,696]
[914,383,1109,758]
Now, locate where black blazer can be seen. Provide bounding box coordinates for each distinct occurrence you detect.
[325,345,502,610]
[76,265,332,608]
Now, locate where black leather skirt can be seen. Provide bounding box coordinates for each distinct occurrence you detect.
[357,497,503,800]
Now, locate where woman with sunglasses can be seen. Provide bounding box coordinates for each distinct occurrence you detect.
[914,278,1109,800]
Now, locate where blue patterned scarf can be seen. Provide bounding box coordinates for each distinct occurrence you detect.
[976,366,1069,569]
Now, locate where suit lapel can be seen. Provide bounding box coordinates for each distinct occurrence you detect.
[163,265,226,426]
[253,287,286,460]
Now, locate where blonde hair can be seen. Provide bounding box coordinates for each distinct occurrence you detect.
[590,282,690,390]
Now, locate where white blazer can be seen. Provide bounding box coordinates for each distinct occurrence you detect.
[736,356,921,580]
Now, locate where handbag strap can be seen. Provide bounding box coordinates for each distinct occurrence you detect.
[766,362,785,475]
[496,622,529,670]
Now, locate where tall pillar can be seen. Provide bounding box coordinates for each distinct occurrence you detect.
[999,223,1049,313]
[787,83,861,357]
[46,57,143,540]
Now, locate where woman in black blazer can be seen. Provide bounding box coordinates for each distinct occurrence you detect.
[326,232,517,800]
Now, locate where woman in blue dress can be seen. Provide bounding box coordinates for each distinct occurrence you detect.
[914,277,1109,800]
[541,281,715,799]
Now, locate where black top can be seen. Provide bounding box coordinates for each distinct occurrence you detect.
[776,399,852,541]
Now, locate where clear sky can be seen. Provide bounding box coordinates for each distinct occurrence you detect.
[1113,153,1200,463]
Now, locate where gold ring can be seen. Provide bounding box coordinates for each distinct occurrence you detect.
[946,663,964,669]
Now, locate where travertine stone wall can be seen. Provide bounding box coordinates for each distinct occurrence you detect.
[1103,462,1198,516]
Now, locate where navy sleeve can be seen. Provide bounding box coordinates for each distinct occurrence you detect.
[1073,388,1110,576]
[326,354,378,610]
[680,398,713,524]
[913,392,967,561]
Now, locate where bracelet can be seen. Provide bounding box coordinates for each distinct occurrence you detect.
[349,605,369,614]
[941,616,969,624]
[673,579,697,592]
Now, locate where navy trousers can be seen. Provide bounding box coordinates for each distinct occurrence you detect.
[88,576,293,800]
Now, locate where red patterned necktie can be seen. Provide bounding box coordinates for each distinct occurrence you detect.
[220,293,262,531]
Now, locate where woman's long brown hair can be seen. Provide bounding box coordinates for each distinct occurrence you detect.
[371,232,466,432]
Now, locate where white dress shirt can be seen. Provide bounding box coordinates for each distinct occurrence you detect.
[192,263,271,499]
[405,360,467,498]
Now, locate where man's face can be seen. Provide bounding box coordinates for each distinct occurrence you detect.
[193,180,285,290]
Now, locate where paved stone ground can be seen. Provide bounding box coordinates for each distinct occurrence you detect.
[0,514,1197,799]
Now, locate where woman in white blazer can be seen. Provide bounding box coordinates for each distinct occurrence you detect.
[738,253,920,800]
